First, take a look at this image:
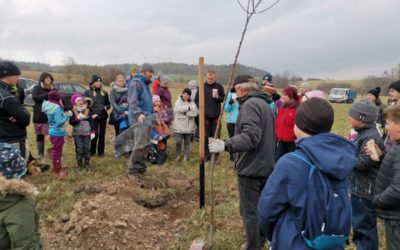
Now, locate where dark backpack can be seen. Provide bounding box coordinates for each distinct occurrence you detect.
[288,153,351,249]
[147,145,167,165]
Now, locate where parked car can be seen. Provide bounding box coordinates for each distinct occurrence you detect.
[54,82,87,110]
[17,77,37,106]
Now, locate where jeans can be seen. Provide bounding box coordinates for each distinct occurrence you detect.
[74,135,91,160]
[351,195,378,250]
[91,118,107,156]
[238,175,267,250]
[385,220,400,250]
[205,118,218,160]
[175,133,192,157]
[50,135,64,163]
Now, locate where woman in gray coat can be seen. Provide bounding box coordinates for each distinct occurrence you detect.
[173,88,198,161]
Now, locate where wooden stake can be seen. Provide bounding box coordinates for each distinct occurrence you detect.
[198,57,205,209]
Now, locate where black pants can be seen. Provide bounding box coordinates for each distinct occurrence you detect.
[74,135,91,160]
[227,123,236,160]
[238,175,267,250]
[205,118,218,160]
[385,220,400,250]
[91,118,107,156]
[275,141,296,161]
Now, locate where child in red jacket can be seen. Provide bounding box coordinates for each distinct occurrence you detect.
[275,86,299,160]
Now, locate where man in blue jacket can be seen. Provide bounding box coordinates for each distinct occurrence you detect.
[0,61,31,160]
[257,98,357,249]
[127,63,154,181]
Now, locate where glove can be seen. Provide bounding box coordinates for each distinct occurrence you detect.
[77,113,86,120]
[208,138,225,153]
[90,133,96,140]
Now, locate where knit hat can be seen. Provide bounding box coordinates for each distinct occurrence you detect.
[303,90,325,102]
[153,95,161,103]
[89,74,102,87]
[263,72,272,82]
[182,88,192,96]
[295,98,334,135]
[389,80,400,92]
[0,143,26,179]
[71,93,83,106]
[140,63,154,73]
[233,74,255,88]
[367,87,381,98]
[0,61,21,78]
[131,66,138,73]
[160,76,171,85]
[119,96,128,104]
[283,86,299,101]
[48,90,62,103]
[348,100,379,124]
[188,80,198,89]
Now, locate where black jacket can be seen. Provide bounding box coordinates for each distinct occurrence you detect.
[84,88,110,120]
[349,124,384,199]
[225,90,276,178]
[0,81,30,142]
[31,84,50,123]
[373,141,400,220]
[195,81,225,119]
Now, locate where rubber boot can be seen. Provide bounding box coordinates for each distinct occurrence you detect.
[37,142,44,160]
[53,161,68,177]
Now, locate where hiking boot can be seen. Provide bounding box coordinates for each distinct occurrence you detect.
[84,158,90,168]
[77,159,83,168]
[128,173,142,182]
[53,161,68,177]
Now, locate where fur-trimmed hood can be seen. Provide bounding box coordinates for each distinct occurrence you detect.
[0,176,38,211]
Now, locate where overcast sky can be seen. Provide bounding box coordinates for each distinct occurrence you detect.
[1,0,399,79]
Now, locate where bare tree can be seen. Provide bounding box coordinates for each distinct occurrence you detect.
[208,0,281,248]
[63,56,77,82]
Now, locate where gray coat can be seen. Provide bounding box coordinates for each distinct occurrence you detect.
[173,98,198,134]
[349,124,384,199]
[373,141,400,220]
[225,90,276,178]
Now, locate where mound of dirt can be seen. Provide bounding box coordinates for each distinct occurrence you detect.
[42,171,196,250]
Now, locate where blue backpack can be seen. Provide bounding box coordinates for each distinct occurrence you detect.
[288,153,351,249]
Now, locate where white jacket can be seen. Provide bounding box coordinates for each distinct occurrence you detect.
[173,98,198,134]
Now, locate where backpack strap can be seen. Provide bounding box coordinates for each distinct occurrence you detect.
[287,152,316,183]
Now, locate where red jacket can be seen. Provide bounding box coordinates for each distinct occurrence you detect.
[151,79,160,95]
[276,101,299,142]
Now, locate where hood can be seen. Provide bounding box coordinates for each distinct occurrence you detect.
[238,89,272,105]
[0,176,37,211]
[42,100,59,115]
[135,73,152,85]
[296,133,357,180]
[112,83,127,93]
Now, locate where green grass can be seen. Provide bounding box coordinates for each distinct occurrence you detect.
[24,86,387,249]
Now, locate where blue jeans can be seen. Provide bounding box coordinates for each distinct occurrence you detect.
[351,195,378,250]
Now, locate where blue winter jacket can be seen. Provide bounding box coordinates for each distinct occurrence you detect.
[114,104,129,130]
[223,92,239,124]
[42,101,69,136]
[257,133,357,250]
[127,74,153,126]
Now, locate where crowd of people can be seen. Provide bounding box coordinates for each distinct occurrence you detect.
[1,59,400,249]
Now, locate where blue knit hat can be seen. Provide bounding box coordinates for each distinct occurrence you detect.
[0,143,26,179]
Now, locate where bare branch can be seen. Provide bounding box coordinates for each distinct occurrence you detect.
[258,0,281,13]
[237,0,248,12]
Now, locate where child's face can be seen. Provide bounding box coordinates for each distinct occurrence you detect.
[182,93,190,101]
[154,100,161,107]
[76,99,84,107]
[122,102,129,108]
[348,116,364,128]
[386,118,400,141]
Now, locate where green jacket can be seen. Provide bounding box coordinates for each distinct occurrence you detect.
[0,177,42,250]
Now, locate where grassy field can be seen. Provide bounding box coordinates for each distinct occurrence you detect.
[21,80,388,249]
